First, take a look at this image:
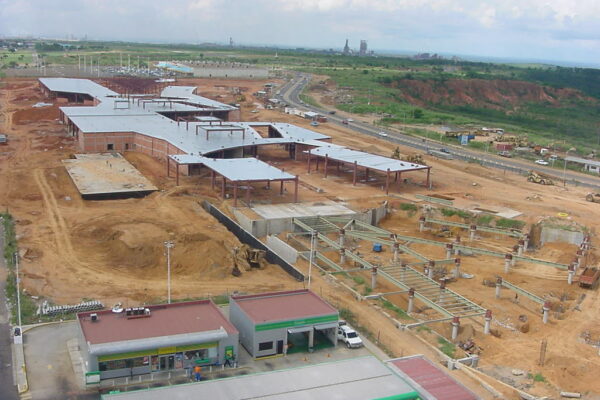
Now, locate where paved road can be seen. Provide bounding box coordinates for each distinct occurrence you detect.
[277,73,600,190]
[24,321,97,400]
[0,223,19,400]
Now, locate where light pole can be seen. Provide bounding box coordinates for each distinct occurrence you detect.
[164,241,175,304]
[14,252,22,328]
[307,231,316,290]
[563,148,576,187]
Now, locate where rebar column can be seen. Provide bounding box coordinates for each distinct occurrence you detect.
[495,277,503,298]
[567,263,575,285]
[469,225,477,241]
[454,258,461,279]
[484,310,492,335]
[451,316,460,340]
[446,243,453,259]
[542,301,550,324]
[407,288,415,313]
[419,216,426,232]
[504,253,512,273]
[371,267,378,290]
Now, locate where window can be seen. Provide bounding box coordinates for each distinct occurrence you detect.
[125,143,129,150]
[184,348,209,361]
[107,143,114,151]
[258,341,273,351]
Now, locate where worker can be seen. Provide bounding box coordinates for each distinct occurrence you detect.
[193,364,202,381]
[224,353,234,367]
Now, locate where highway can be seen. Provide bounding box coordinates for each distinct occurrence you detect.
[276,73,600,190]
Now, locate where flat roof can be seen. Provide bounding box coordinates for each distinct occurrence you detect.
[565,156,600,167]
[62,153,157,197]
[231,289,338,324]
[251,201,356,219]
[39,77,118,98]
[78,300,237,346]
[160,85,237,110]
[101,356,419,400]
[388,356,479,400]
[169,155,296,182]
[309,146,429,173]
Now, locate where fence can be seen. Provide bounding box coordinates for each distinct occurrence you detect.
[202,201,305,282]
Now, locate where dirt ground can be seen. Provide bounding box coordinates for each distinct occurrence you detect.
[2,76,600,398]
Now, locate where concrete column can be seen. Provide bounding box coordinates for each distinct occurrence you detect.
[427,261,435,279]
[495,277,502,298]
[307,150,312,174]
[451,316,460,340]
[484,310,492,335]
[523,234,529,251]
[454,236,461,255]
[393,242,400,262]
[339,248,346,264]
[469,225,477,241]
[504,253,512,273]
[568,264,575,285]
[446,243,453,259]
[454,258,461,279]
[407,288,415,313]
[371,267,378,290]
[339,229,345,247]
[511,246,518,266]
[419,216,426,232]
[308,328,314,351]
[438,280,446,303]
[517,240,524,256]
[576,249,584,268]
[400,264,407,281]
[542,301,550,324]
[574,257,580,272]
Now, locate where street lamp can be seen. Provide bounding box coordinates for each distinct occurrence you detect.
[307,231,316,290]
[164,241,175,304]
[14,252,22,328]
[563,148,576,187]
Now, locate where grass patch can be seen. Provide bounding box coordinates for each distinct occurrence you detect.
[495,218,526,230]
[440,208,472,220]
[299,93,320,108]
[476,214,495,226]
[528,372,546,382]
[437,336,456,358]
[380,299,414,320]
[352,275,366,285]
[416,325,431,333]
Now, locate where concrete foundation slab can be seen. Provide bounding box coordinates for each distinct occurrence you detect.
[252,201,356,220]
[63,153,158,199]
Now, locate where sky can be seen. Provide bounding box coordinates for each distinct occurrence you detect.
[1,0,599,66]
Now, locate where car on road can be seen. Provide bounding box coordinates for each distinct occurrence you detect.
[378,131,388,137]
[346,118,354,122]
[310,121,319,127]
[497,151,512,158]
[328,110,336,115]
[535,159,549,165]
[337,321,363,348]
[439,148,450,153]
[342,119,349,124]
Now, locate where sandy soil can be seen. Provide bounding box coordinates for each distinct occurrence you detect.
[3,76,600,398]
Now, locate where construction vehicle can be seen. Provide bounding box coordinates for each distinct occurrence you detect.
[579,267,600,288]
[586,193,600,202]
[232,245,267,276]
[391,147,425,165]
[527,171,554,185]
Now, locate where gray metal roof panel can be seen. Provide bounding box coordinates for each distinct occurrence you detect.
[39,77,118,97]
[169,156,296,181]
[309,147,428,173]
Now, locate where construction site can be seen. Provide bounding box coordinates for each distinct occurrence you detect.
[2,74,600,399]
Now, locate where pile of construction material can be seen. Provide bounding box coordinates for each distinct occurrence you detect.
[41,300,103,316]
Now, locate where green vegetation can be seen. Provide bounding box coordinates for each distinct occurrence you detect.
[528,372,546,383]
[338,307,395,357]
[352,275,366,285]
[437,336,456,358]
[440,208,472,220]
[416,325,431,333]
[299,93,320,108]
[476,214,494,226]
[495,218,526,230]
[0,50,33,69]
[399,203,418,212]
[380,299,414,320]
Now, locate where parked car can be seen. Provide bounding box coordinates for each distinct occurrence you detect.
[328,110,336,115]
[346,118,354,122]
[310,121,319,127]
[535,159,549,165]
[342,119,349,125]
[378,131,388,137]
[497,151,512,158]
[337,321,363,348]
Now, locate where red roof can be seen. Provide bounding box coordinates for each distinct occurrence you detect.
[78,300,237,345]
[231,290,338,324]
[390,356,479,400]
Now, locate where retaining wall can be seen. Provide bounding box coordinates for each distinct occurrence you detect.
[540,227,584,246]
[266,236,298,265]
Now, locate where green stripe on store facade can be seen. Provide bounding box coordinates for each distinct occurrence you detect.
[255,314,338,331]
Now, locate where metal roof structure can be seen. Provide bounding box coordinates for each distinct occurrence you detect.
[39,77,118,98]
[231,289,338,324]
[169,155,296,182]
[308,146,429,173]
[101,356,421,400]
[160,85,237,110]
[388,355,479,400]
[565,156,600,167]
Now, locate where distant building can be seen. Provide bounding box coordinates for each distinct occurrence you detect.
[359,40,367,56]
[565,156,600,175]
[343,39,350,55]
